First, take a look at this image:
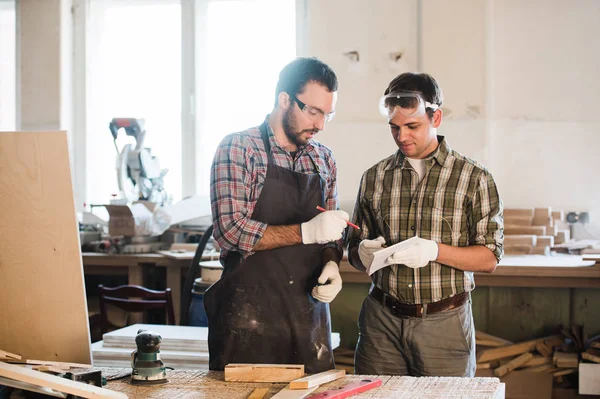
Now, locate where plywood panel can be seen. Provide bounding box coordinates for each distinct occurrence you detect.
[487,287,570,342]
[0,131,91,363]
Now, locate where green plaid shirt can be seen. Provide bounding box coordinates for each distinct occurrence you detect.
[349,136,504,304]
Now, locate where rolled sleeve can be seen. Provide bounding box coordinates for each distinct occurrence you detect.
[470,170,504,261]
[210,134,267,255]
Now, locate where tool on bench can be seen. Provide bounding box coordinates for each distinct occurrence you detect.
[306,378,382,399]
[130,329,168,385]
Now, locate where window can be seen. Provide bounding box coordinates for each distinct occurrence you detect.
[87,0,182,204]
[0,0,16,131]
[81,0,296,206]
[196,0,297,195]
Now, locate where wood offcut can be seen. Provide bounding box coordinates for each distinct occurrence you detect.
[224,364,305,382]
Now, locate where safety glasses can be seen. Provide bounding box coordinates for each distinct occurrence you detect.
[290,94,336,123]
[379,91,439,120]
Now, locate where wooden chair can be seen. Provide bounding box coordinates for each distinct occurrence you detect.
[98,284,175,334]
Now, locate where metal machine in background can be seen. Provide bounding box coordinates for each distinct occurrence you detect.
[109,118,169,206]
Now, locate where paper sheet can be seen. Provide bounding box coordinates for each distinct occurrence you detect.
[367,236,420,275]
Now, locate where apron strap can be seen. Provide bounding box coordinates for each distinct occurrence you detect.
[259,121,326,207]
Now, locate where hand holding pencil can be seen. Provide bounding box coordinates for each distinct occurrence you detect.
[300,208,351,244]
[316,206,360,230]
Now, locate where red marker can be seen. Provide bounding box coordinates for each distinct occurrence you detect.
[316,206,360,230]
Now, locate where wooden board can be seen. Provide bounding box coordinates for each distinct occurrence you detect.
[0,361,127,399]
[493,353,533,377]
[503,216,532,226]
[504,235,537,247]
[102,324,209,352]
[92,341,209,369]
[271,385,318,398]
[0,131,91,364]
[504,225,547,236]
[504,209,534,218]
[290,369,345,389]
[477,335,562,363]
[0,375,66,398]
[248,387,270,399]
[224,364,305,383]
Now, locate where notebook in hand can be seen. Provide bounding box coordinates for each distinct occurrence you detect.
[367,236,420,275]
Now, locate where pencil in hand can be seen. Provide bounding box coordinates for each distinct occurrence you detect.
[316,206,360,230]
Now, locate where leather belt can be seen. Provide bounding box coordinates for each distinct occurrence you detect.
[369,286,469,318]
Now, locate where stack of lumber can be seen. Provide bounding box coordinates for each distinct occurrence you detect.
[476,326,600,390]
[504,208,570,255]
[476,331,574,380]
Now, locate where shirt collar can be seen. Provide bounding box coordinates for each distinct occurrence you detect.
[264,114,314,154]
[389,135,451,170]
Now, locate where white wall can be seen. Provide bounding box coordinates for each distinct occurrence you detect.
[303,0,600,237]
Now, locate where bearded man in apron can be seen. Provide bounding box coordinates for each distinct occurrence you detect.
[205,57,348,373]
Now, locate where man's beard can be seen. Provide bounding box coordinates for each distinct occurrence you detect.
[282,107,317,147]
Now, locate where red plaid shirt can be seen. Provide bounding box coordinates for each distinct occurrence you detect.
[210,117,341,264]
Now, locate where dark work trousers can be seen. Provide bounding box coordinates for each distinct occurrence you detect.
[354,294,476,376]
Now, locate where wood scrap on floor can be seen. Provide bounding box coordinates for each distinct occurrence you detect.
[553,352,579,368]
[477,334,562,363]
[476,331,514,346]
[493,353,533,377]
[224,363,305,382]
[476,324,600,392]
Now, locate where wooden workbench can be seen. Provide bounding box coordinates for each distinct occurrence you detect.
[339,255,600,288]
[82,252,600,326]
[102,368,505,398]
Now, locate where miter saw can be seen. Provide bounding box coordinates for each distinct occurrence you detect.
[110,118,169,206]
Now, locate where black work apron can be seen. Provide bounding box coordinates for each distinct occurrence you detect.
[203,122,334,373]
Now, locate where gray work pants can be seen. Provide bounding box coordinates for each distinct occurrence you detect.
[354,294,476,376]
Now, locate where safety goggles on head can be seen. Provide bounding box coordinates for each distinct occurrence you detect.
[378,91,439,120]
[290,94,336,123]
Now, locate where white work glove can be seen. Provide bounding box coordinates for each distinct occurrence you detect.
[301,210,349,244]
[386,237,439,269]
[358,236,386,269]
[311,261,343,303]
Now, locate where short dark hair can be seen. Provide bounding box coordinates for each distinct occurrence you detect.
[275,57,338,107]
[384,72,443,118]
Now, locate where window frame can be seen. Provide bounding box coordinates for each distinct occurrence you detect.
[72,0,304,210]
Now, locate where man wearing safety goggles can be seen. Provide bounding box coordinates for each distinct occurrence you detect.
[205,57,347,373]
[348,72,504,377]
